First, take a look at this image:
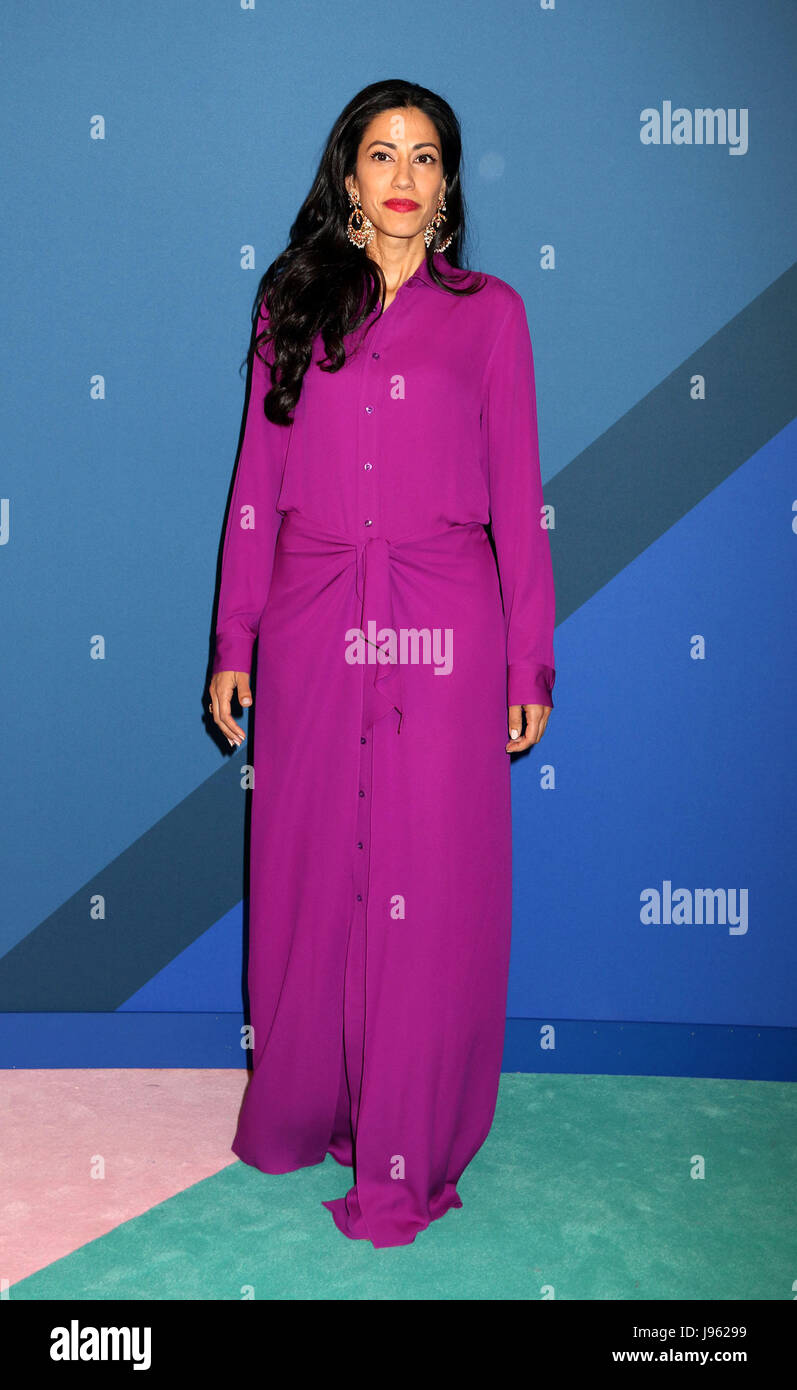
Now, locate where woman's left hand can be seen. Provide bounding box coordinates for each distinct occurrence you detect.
[506,704,551,753]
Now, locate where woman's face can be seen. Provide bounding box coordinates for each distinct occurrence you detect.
[345,106,446,250]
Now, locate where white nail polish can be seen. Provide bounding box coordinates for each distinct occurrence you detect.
[510,730,519,739]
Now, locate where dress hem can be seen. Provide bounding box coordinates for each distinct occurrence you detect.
[320,1189,464,1248]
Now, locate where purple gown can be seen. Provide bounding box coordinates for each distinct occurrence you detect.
[212,250,556,1247]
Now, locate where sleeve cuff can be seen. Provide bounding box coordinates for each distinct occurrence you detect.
[507,662,555,709]
[212,632,256,676]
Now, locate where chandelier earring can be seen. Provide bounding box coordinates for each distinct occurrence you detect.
[424,190,453,251]
[346,189,375,249]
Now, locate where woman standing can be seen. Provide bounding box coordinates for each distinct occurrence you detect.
[208,79,555,1248]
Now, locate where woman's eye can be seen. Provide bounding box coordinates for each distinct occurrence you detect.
[368,150,437,163]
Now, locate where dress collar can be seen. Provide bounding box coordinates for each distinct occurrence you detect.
[352,251,469,327]
[409,250,459,291]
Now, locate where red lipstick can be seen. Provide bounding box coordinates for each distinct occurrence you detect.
[383,199,420,212]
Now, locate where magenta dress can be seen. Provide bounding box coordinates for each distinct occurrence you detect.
[212,250,556,1247]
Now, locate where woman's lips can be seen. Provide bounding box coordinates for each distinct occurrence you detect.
[383,199,420,212]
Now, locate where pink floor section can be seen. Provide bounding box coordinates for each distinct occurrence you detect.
[1,1069,245,1287]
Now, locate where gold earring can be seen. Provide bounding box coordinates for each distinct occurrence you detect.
[346,189,375,249]
[424,191,453,251]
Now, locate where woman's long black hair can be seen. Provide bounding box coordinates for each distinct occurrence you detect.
[246,78,487,426]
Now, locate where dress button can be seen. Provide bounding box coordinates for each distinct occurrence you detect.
[363,461,372,470]
[365,405,374,414]
[356,894,363,902]
[361,736,366,744]
[364,518,372,526]
[357,841,363,849]
[372,351,380,359]
[359,789,365,797]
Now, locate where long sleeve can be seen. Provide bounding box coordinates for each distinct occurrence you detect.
[212,301,291,674]
[481,290,556,708]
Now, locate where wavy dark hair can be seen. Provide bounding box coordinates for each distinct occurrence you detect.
[243,78,487,426]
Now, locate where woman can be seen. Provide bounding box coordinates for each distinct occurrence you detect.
[208,78,555,1249]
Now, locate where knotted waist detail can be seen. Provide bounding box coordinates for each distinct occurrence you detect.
[276,511,487,735]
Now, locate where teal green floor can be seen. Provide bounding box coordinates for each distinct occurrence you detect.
[11,1073,796,1299]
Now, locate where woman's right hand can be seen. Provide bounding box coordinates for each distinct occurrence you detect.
[209,670,252,748]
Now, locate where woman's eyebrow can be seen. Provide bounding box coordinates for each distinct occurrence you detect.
[365,139,440,152]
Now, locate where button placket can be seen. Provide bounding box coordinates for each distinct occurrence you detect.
[345,706,374,1144]
[343,310,391,1145]
[356,312,388,537]
[354,729,373,918]
[353,342,375,935]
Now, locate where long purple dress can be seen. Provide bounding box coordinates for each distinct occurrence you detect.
[212,250,556,1247]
